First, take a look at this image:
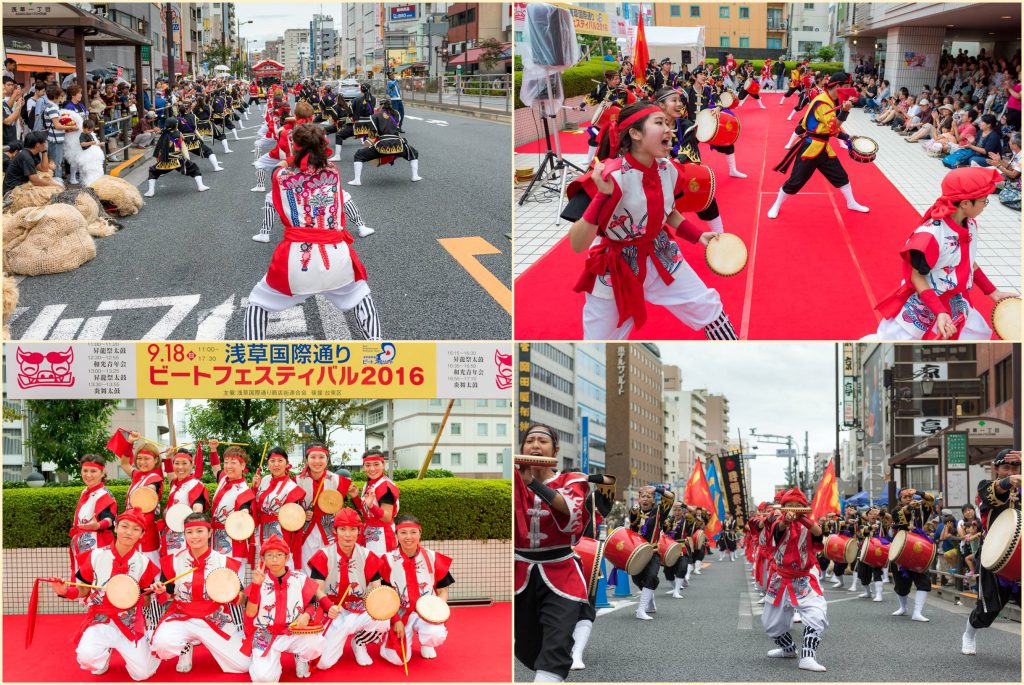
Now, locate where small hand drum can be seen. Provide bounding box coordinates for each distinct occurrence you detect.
[415,594,450,625]
[128,487,158,514]
[364,585,401,621]
[705,233,748,277]
[317,488,345,515]
[288,623,327,635]
[205,567,242,604]
[990,297,1021,340]
[277,502,307,532]
[225,510,256,541]
[104,574,141,609]
[848,136,879,163]
[165,503,193,533]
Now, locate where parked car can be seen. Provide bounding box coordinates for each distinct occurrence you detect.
[337,78,361,101]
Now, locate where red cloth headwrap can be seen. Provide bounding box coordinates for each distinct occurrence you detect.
[922,167,1002,222]
[333,508,362,529]
[116,510,148,532]
[609,105,662,158]
[779,487,809,508]
[362,452,386,463]
[260,535,291,557]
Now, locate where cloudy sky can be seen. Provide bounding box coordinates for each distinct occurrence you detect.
[236,3,334,47]
[659,343,851,502]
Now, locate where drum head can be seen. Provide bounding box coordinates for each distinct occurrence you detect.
[165,503,193,533]
[851,136,878,155]
[415,594,451,625]
[719,92,736,108]
[129,487,158,514]
[887,530,908,563]
[858,538,871,563]
[105,574,141,610]
[591,100,609,126]
[365,585,401,621]
[842,538,857,564]
[991,297,1021,341]
[980,508,1021,571]
[662,541,682,567]
[705,233,748,277]
[317,488,344,515]
[278,502,306,532]
[695,109,718,143]
[225,510,256,541]
[205,567,242,604]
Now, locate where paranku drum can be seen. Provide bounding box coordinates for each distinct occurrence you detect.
[603,527,654,575]
[717,91,736,109]
[415,594,451,625]
[128,487,158,514]
[888,530,936,573]
[848,136,879,163]
[695,108,740,147]
[573,536,606,596]
[705,233,748,277]
[165,503,193,533]
[658,533,684,567]
[225,510,256,541]
[277,502,306,532]
[104,574,142,610]
[205,567,242,603]
[824,534,858,565]
[316,488,344,515]
[672,161,716,213]
[858,536,891,569]
[365,585,401,621]
[990,297,1021,341]
[980,508,1021,582]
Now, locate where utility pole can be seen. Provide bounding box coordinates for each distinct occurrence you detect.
[804,430,810,496]
[166,3,176,89]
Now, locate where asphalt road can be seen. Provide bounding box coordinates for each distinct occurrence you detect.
[515,555,1021,682]
[9,104,511,341]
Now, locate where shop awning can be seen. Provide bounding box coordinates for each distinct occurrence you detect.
[6,52,77,74]
[393,62,427,73]
[447,44,512,66]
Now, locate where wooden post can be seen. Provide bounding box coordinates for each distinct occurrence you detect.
[134,44,145,117]
[74,28,87,95]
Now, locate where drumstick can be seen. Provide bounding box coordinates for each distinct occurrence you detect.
[311,477,327,509]
[399,632,409,676]
[42,579,104,590]
[322,583,353,631]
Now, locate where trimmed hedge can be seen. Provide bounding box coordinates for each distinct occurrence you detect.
[2,477,510,548]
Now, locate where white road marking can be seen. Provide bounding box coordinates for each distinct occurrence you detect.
[595,598,637,617]
[79,316,111,339]
[50,317,84,340]
[196,294,236,340]
[738,591,753,630]
[20,304,66,340]
[96,295,201,340]
[314,294,353,339]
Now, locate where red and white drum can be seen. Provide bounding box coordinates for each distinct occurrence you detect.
[887,530,936,574]
[573,536,607,596]
[824,534,858,565]
[604,527,654,576]
[743,78,760,95]
[717,91,736,109]
[672,161,716,214]
[858,536,891,569]
[689,529,707,554]
[980,508,1021,582]
[695,109,740,147]
[658,533,684,567]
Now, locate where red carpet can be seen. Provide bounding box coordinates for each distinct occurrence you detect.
[515,128,592,155]
[514,103,996,339]
[3,603,510,682]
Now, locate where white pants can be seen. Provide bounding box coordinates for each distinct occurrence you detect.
[76,623,160,681]
[255,152,281,171]
[151,618,251,673]
[254,137,275,156]
[761,591,828,638]
[872,305,991,340]
[248,276,371,313]
[318,610,390,669]
[249,634,325,683]
[401,613,448,651]
[582,257,723,339]
[300,533,331,575]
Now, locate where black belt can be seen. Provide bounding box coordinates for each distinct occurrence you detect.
[774,132,833,174]
[515,547,574,563]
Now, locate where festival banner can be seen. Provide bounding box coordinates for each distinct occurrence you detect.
[516,342,532,436]
[683,459,722,539]
[4,342,513,399]
[705,459,728,540]
[716,449,749,523]
[810,459,842,521]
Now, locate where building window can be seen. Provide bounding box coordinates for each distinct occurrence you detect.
[978,371,989,412]
[368,408,383,424]
[804,2,815,8]
[477,423,488,437]
[670,4,681,17]
[739,37,750,48]
[720,36,730,48]
[430,399,442,406]
[451,452,462,466]
[767,37,783,49]
[478,452,488,465]
[497,452,504,465]
[430,422,440,434]
[994,358,1012,406]
[690,6,700,18]
[496,423,507,437]
[719,7,730,18]
[739,7,750,19]
[451,423,461,436]
[432,451,441,465]
[477,399,488,407]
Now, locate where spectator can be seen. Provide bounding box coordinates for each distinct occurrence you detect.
[937,513,961,584]
[2,57,16,81]
[60,71,77,90]
[994,131,1021,209]
[603,49,616,64]
[25,82,45,131]
[961,519,982,578]
[774,55,787,90]
[62,84,88,118]
[130,111,160,147]
[965,113,1003,166]
[2,130,60,196]
[41,84,77,181]
[902,100,934,137]
[3,78,25,143]
[3,139,24,173]
[909,103,950,143]
[1004,76,1021,130]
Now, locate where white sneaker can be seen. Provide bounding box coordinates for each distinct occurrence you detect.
[420,646,437,659]
[356,225,375,237]
[352,643,374,666]
[892,607,907,617]
[961,630,977,655]
[348,179,362,186]
[250,185,266,192]
[847,201,870,213]
[212,164,224,172]
[379,646,404,666]
[767,648,796,658]
[143,188,155,198]
[799,657,827,672]
[571,658,586,671]
[671,590,683,599]
[295,657,310,678]
[196,183,210,192]
[912,612,930,622]
[252,233,270,243]
[635,607,654,620]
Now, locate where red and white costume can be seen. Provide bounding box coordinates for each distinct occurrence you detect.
[310,540,390,668]
[296,467,350,573]
[151,544,250,673]
[243,565,323,682]
[514,470,590,602]
[354,471,401,555]
[211,471,256,574]
[254,474,306,564]
[73,543,160,681]
[378,541,454,655]
[125,469,163,565]
[162,475,209,556]
[761,512,828,642]
[569,153,728,340]
[69,481,117,579]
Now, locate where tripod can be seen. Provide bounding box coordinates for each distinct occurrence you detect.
[518,71,585,218]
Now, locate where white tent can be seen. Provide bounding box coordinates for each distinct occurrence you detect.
[619,25,706,70]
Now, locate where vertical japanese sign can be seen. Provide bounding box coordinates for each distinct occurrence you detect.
[717,449,748,523]
[581,415,589,474]
[517,342,532,438]
[943,431,969,508]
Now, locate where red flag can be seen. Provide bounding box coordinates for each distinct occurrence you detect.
[633,9,650,88]
[683,460,722,539]
[194,441,205,481]
[105,428,133,462]
[810,459,841,521]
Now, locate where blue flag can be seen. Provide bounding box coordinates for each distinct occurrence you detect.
[706,459,728,541]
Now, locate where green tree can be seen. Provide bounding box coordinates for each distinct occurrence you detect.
[203,40,233,68]
[285,399,369,449]
[816,45,837,62]
[183,400,297,461]
[24,400,120,475]
[478,37,507,72]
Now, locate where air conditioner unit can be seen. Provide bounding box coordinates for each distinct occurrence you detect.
[814,28,820,31]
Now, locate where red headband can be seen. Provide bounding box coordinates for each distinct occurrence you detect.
[362,453,386,463]
[81,461,104,471]
[333,508,363,529]
[184,520,212,530]
[395,521,422,531]
[117,510,147,532]
[136,450,158,460]
[260,535,291,557]
[609,105,662,158]
[306,446,329,457]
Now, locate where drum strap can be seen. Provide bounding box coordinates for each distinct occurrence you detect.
[399,547,433,619]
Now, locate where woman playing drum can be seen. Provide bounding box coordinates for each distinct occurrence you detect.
[119,435,166,566]
[254,448,306,567]
[681,66,749,178]
[854,507,887,602]
[296,443,349,573]
[212,445,255,577]
[163,447,211,558]
[349,98,421,186]
[890,488,936,621]
[351,448,401,555]
[69,455,118,581]
[871,167,1018,340]
[562,102,739,340]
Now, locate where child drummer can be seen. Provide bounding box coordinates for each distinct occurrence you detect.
[377,514,454,666]
[53,511,161,680]
[309,508,391,669]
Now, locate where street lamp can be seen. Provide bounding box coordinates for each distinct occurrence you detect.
[236,19,253,76]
